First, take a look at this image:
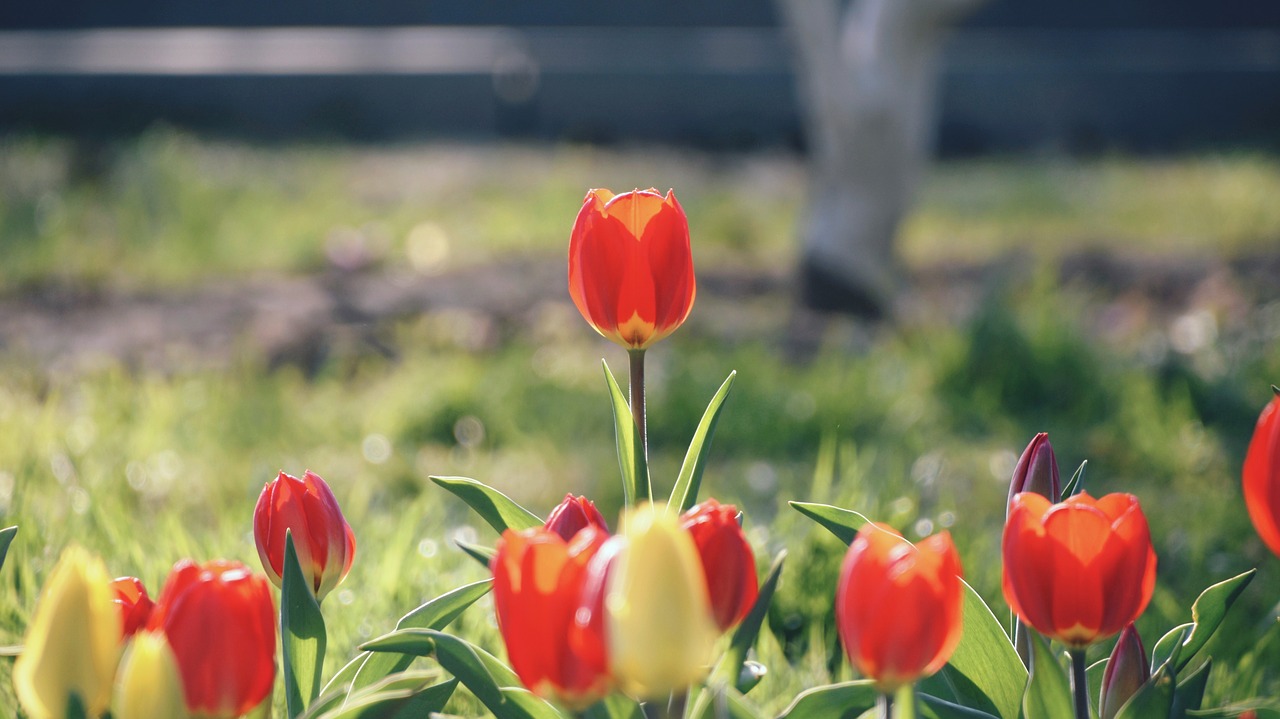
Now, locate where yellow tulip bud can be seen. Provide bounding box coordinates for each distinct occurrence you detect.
[114,631,189,719]
[605,503,718,698]
[14,546,122,719]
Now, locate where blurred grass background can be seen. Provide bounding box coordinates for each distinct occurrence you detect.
[2,129,1279,713]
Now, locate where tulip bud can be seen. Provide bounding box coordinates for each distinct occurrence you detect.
[544,493,610,542]
[605,503,718,698]
[146,559,276,719]
[254,469,356,601]
[568,188,697,349]
[110,577,155,641]
[114,630,190,719]
[1099,624,1149,719]
[1008,433,1062,509]
[1244,393,1280,558]
[680,499,759,630]
[13,547,122,719]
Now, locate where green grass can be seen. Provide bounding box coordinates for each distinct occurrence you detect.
[1,131,1279,714]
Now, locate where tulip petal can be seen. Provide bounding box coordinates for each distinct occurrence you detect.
[1244,398,1280,557]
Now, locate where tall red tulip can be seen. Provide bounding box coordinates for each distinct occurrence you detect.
[568,188,696,349]
[146,560,277,718]
[1002,492,1157,648]
[680,499,758,630]
[492,525,612,709]
[1244,393,1280,558]
[254,469,356,601]
[544,493,609,542]
[835,523,964,692]
[110,576,155,640]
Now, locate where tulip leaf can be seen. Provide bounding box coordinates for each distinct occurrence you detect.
[1167,570,1255,674]
[718,550,786,692]
[918,694,1001,719]
[1061,460,1087,501]
[345,579,493,696]
[583,693,645,719]
[283,532,328,718]
[429,476,543,534]
[1114,653,1177,719]
[687,684,763,719]
[776,679,880,719]
[361,628,558,719]
[788,501,871,545]
[1019,632,1073,719]
[668,370,736,513]
[455,539,498,569]
[65,692,87,719]
[603,360,650,506]
[1171,658,1212,719]
[1150,623,1194,675]
[0,525,16,574]
[305,672,453,719]
[1086,658,1108,715]
[1184,698,1280,717]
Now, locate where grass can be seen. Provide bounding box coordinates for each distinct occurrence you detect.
[1,130,1279,714]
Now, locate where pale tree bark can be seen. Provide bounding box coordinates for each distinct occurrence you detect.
[777,0,988,318]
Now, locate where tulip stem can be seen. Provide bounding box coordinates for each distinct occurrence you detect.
[628,348,651,501]
[1070,649,1090,719]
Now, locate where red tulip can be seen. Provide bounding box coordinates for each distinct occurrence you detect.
[835,523,964,692]
[254,470,356,601]
[544,493,610,542]
[1008,433,1062,508]
[146,560,276,718]
[680,499,758,630]
[568,188,696,349]
[110,576,155,641]
[1099,624,1149,719]
[1244,393,1280,558]
[492,525,611,709]
[1002,492,1157,648]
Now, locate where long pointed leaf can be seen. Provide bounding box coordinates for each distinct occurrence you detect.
[304,672,450,719]
[1020,633,1072,719]
[430,476,543,534]
[919,694,1001,719]
[668,371,736,513]
[788,502,870,545]
[1174,570,1255,673]
[603,359,649,505]
[1172,658,1211,719]
[717,551,785,692]
[282,533,328,718]
[776,679,879,719]
[456,540,498,568]
[0,525,16,574]
[584,693,645,719]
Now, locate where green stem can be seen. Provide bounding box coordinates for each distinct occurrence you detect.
[628,348,651,501]
[1070,649,1090,719]
[893,684,916,719]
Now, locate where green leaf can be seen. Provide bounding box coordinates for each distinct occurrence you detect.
[1172,658,1211,719]
[583,693,645,719]
[1115,658,1177,719]
[788,501,871,545]
[306,673,453,719]
[1187,698,1280,717]
[603,359,649,505]
[1019,633,1072,719]
[1086,658,1108,715]
[361,628,558,719]
[456,539,498,568]
[1174,570,1255,674]
[497,687,565,719]
[0,525,16,574]
[776,679,879,719]
[282,533,328,718]
[429,476,543,534]
[668,371,736,513]
[1150,623,1194,674]
[717,551,785,692]
[1061,460,1086,500]
[346,579,493,695]
[65,692,87,719]
[918,694,1001,719]
[686,684,763,719]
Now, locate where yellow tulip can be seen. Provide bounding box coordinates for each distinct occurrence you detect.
[605,503,718,698]
[14,546,122,719]
[114,631,189,719]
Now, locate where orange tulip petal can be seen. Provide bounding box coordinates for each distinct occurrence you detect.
[1245,397,1280,557]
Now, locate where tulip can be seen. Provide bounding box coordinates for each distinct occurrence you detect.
[254,469,356,601]
[680,499,759,630]
[110,577,155,641]
[1244,392,1280,558]
[1008,433,1062,508]
[146,559,276,718]
[492,525,611,708]
[835,523,964,692]
[114,630,190,719]
[568,188,696,350]
[13,546,121,719]
[1002,492,1157,648]
[1099,624,1149,719]
[544,493,610,542]
[604,502,719,698]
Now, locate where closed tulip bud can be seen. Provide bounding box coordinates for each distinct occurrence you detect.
[1099,624,1149,719]
[605,503,718,698]
[13,547,122,719]
[1008,433,1062,509]
[568,188,696,349]
[835,523,964,692]
[544,493,610,542]
[492,525,611,709]
[114,630,190,719]
[254,469,356,601]
[1003,492,1157,648]
[146,560,276,718]
[680,499,759,630]
[110,577,155,641]
[1244,392,1280,558]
